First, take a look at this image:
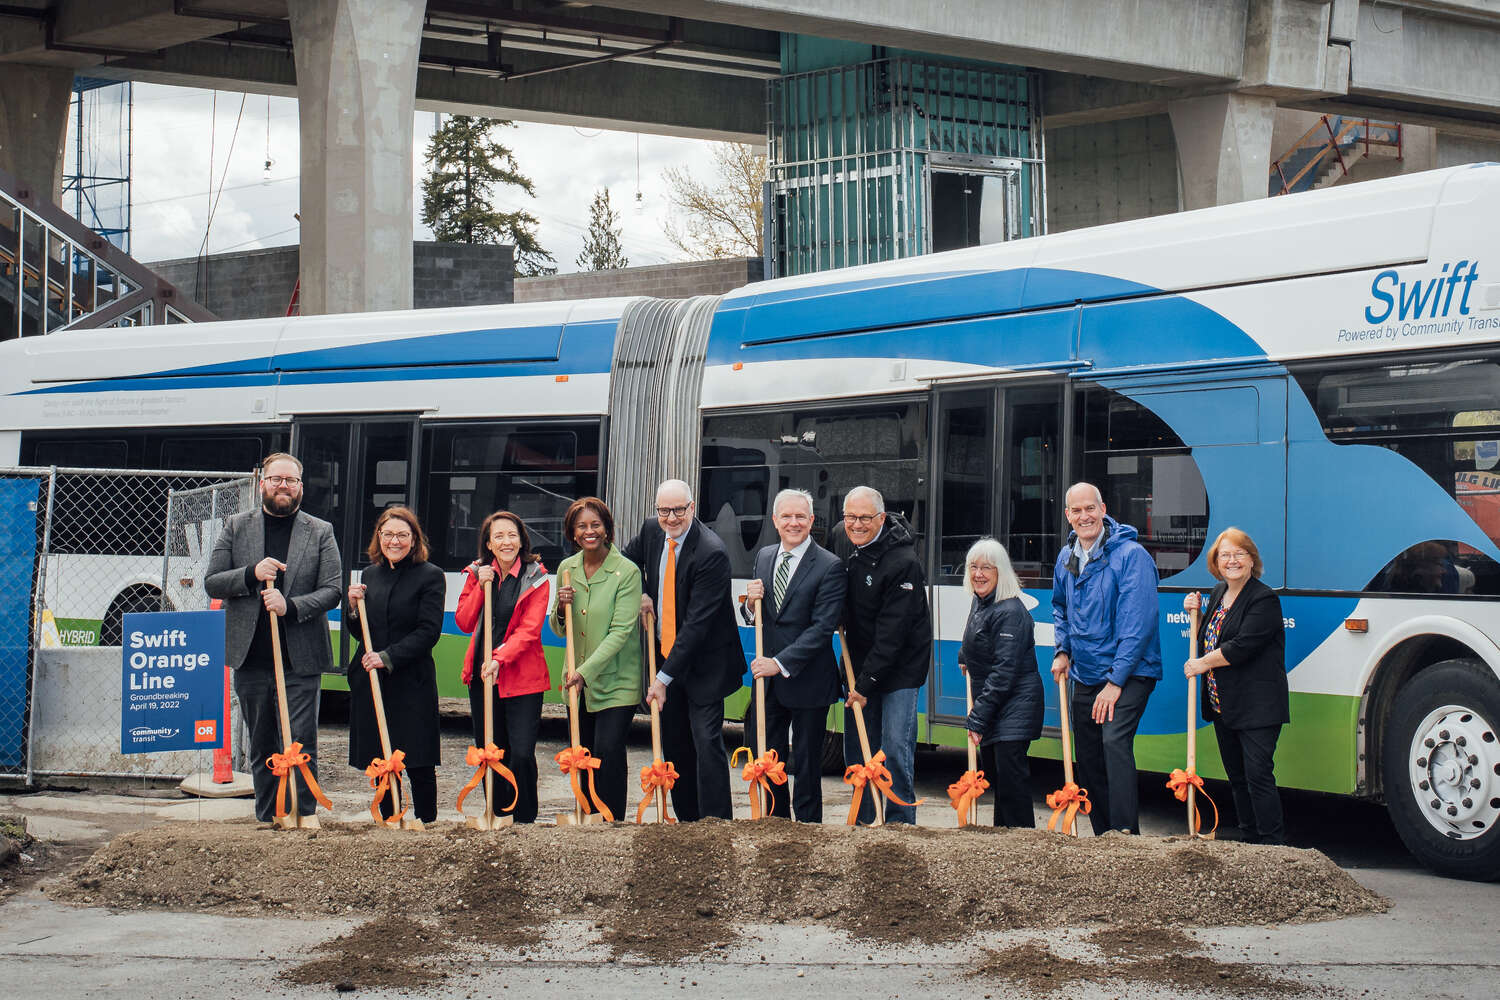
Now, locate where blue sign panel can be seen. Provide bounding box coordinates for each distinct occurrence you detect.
[0,478,39,770]
[120,610,226,754]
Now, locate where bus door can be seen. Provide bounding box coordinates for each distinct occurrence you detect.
[291,415,421,666]
[929,382,1064,726]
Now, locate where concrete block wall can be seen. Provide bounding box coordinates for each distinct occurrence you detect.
[514,258,764,303]
[414,242,513,310]
[149,246,302,321]
[1044,114,1180,233]
[148,242,514,320]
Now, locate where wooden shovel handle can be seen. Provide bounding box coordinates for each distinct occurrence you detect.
[1187,605,1200,834]
[644,610,667,822]
[1056,672,1074,787]
[265,578,298,819]
[483,574,494,818]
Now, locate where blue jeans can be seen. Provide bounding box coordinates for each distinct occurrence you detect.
[844,685,919,824]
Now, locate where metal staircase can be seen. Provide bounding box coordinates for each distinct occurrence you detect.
[1,163,214,340]
[1269,116,1403,196]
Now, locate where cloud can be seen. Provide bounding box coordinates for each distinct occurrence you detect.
[127,83,729,274]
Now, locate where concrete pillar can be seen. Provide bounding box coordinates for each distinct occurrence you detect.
[0,64,74,203]
[1167,92,1277,210]
[289,0,424,315]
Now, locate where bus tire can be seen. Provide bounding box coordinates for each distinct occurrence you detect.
[820,729,845,774]
[1382,658,1500,881]
[100,585,166,647]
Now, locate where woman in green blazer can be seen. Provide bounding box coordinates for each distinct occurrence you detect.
[553,496,643,820]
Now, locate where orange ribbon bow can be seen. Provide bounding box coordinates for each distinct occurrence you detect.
[365,750,409,825]
[1166,768,1220,837]
[1045,781,1091,835]
[731,746,788,820]
[554,745,614,822]
[457,743,520,816]
[947,769,989,827]
[842,750,924,825]
[635,759,680,824]
[266,741,332,819]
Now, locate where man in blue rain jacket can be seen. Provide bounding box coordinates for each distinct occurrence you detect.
[1050,482,1161,834]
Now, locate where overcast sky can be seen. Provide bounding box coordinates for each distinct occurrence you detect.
[115,83,723,272]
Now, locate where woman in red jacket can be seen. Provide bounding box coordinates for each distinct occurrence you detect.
[454,510,551,823]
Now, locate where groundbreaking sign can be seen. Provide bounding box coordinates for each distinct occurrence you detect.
[120,610,226,754]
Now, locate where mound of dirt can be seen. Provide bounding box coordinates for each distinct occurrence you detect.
[972,929,1301,997]
[280,914,452,991]
[51,817,1386,972]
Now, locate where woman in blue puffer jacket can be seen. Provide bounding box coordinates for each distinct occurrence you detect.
[961,537,1044,827]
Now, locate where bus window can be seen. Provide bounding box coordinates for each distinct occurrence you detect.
[1004,386,1062,587]
[422,422,600,571]
[31,438,129,468]
[158,436,263,473]
[1297,359,1500,595]
[936,391,994,580]
[1076,386,1209,579]
[702,401,928,577]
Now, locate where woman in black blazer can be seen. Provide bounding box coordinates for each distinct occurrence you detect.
[345,506,446,823]
[1183,527,1291,845]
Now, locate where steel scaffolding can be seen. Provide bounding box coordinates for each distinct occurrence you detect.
[767,58,1044,278]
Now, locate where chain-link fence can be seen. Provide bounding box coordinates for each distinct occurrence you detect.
[4,467,253,783]
[163,478,256,773]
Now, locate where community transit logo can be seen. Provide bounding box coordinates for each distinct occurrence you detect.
[1340,260,1497,345]
[127,726,181,744]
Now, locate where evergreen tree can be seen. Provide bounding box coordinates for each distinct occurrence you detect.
[576,188,629,271]
[420,116,556,276]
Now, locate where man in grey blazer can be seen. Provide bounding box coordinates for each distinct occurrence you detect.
[741,488,847,822]
[206,453,341,822]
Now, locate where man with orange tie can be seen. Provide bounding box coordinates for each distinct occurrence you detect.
[624,479,742,820]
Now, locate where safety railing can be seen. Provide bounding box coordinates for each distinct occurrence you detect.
[1,163,214,340]
[1270,116,1402,196]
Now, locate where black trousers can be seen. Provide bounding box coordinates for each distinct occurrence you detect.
[1070,676,1156,835]
[467,685,542,823]
[377,764,437,824]
[579,704,634,821]
[985,739,1035,828]
[234,667,321,823]
[660,684,733,821]
[1215,722,1285,844]
[745,686,829,823]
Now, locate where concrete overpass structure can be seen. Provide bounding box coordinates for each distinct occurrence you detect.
[2,1,1498,313]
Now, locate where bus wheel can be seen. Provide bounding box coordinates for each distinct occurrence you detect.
[820,729,845,774]
[100,585,165,646]
[1382,658,1500,881]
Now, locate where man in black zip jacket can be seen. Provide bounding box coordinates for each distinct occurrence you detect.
[834,485,931,824]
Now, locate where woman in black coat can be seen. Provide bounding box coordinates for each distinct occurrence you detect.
[345,506,446,823]
[1183,527,1290,845]
[960,537,1044,827]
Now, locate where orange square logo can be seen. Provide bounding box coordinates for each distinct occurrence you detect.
[194,720,217,743]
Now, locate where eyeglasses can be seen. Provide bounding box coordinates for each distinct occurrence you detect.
[1219,549,1251,562]
[379,531,413,542]
[843,513,881,526]
[264,475,302,487]
[655,505,691,519]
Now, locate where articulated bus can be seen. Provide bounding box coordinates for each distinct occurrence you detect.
[4,164,1499,878]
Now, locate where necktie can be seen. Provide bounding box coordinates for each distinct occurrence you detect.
[661,536,677,657]
[773,550,793,612]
